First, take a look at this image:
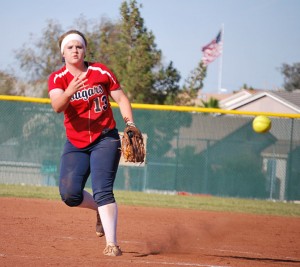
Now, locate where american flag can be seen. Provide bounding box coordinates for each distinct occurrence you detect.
[201,30,223,66]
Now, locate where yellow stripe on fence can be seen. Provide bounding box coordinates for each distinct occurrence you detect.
[0,95,51,104]
[1,95,300,119]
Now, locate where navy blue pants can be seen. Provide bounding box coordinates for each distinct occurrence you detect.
[59,129,121,207]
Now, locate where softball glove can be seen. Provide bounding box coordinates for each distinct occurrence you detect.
[121,124,145,163]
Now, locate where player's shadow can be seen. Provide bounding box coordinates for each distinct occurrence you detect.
[123,250,160,257]
[208,254,300,264]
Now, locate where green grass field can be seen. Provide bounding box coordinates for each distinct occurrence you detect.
[1,184,299,217]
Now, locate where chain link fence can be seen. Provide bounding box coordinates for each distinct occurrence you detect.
[1,97,300,201]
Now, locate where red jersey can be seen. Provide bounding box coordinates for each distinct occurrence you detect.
[48,62,120,148]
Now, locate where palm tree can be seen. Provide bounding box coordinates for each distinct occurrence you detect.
[201,97,220,108]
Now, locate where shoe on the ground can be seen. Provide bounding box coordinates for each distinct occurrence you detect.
[103,244,122,256]
[96,212,105,237]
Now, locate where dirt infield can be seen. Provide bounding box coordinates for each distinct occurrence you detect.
[0,197,300,267]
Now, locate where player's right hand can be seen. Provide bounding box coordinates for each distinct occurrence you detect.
[66,73,88,95]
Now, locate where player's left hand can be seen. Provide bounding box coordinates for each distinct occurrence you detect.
[121,124,145,163]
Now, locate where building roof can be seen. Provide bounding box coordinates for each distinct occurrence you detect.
[272,90,300,108]
[219,89,300,113]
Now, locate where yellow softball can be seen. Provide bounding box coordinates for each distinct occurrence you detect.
[252,115,271,133]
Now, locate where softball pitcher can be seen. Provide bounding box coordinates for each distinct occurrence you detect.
[48,29,134,256]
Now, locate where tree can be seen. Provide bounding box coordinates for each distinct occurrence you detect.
[280,63,300,91]
[177,60,207,106]
[152,61,181,104]
[97,18,121,65]
[14,20,64,97]
[184,60,207,92]
[111,0,162,103]
[13,17,115,97]
[98,0,181,104]
[0,71,16,95]
[12,1,181,102]
[201,97,220,108]
[15,20,63,82]
[240,83,254,90]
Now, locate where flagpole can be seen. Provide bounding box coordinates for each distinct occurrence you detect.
[218,23,224,93]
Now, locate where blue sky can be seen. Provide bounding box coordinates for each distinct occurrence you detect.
[0,0,299,93]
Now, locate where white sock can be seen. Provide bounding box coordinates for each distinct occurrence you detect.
[98,202,118,245]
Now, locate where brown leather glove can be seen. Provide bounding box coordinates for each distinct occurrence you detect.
[121,124,145,163]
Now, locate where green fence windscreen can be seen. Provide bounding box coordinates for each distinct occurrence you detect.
[1,100,300,201]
